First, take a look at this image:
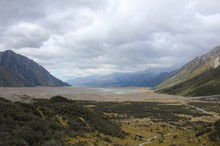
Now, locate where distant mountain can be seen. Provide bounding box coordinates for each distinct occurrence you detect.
[157,46,220,96]
[67,70,175,87]
[0,50,69,87]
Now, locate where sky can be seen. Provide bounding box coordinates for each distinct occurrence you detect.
[0,0,220,80]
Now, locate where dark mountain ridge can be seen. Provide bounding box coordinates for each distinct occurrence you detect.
[0,50,69,87]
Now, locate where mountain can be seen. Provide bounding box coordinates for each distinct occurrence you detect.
[157,46,220,96]
[67,70,175,87]
[0,50,69,87]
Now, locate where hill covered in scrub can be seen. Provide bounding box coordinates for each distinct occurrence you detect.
[157,46,220,96]
[0,96,125,146]
[0,50,69,87]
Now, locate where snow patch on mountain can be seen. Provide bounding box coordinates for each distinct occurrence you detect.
[213,57,220,69]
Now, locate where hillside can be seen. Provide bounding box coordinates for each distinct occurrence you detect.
[157,46,220,96]
[0,50,69,87]
[67,71,175,87]
[0,96,125,146]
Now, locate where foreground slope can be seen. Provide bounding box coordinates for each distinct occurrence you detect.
[157,46,220,96]
[0,96,125,146]
[0,50,69,87]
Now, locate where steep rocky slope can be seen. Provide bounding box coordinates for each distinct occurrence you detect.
[0,50,69,87]
[157,46,220,96]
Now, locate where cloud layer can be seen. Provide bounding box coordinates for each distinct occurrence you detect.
[0,0,220,80]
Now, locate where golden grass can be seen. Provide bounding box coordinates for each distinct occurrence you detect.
[64,118,215,146]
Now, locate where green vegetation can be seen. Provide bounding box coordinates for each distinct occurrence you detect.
[1,96,220,145]
[193,119,220,144]
[77,100,220,145]
[189,102,220,115]
[158,67,220,96]
[209,120,220,143]
[77,101,210,125]
[0,96,125,146]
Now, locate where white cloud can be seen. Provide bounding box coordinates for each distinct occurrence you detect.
[0,0,220,80]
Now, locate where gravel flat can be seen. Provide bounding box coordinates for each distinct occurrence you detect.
[0,87,186,103]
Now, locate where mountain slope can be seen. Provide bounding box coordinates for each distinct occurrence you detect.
[0,50,69,87]
[67,71,175,87]
[157,46,220,96]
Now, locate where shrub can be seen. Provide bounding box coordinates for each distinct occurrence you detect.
[50,95,69,103]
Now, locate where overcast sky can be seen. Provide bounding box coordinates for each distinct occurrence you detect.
[0,0,220,80]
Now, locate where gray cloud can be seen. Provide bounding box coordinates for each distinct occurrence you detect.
[0,0,220,80]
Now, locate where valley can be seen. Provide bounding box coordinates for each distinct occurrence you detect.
[1,0,220,145]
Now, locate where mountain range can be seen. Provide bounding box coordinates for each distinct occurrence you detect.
[67,70,175,87]
[1,45,220,97]
[0,50,69,87]
[157,46,220,96]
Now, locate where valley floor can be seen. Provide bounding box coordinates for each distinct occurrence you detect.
[0,87,188,103]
